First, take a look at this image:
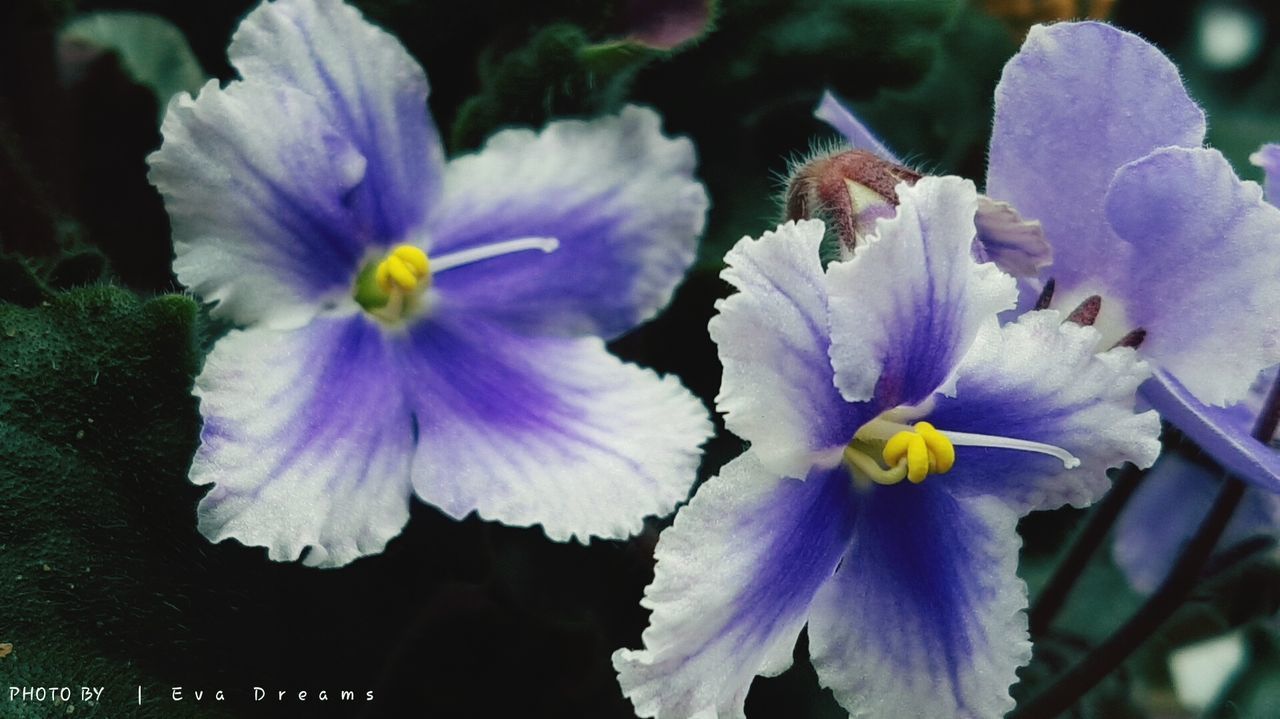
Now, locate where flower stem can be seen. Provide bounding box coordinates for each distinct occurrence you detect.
[1012,371,1280,718]
[1009,477,1244,719]
[1027,463,1145,636]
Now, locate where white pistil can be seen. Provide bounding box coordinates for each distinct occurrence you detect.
[943,430,1080,468]
[431,236,560,273]
[855,418,1080,469]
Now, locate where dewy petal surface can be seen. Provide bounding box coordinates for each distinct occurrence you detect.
[1113,452,1280,594]
[400,310,711,542]
[930,311,1161,513]
[613,454,858,719]
[150,80,374,328]
[1104,147,1280,406]
[987,22,1205,294]
[192,315,414,568]
[229,0,444,241]
[710,220,867,479]
[429,106,707,339]
[826,176,1017,408]
[807,489,1030,719]
[1141,370,1280,494]
[814,90,900,162]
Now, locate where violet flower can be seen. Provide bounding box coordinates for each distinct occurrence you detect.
[613,176,1160,718]
[148,0,712,567]
[819,22,1280,495]
[1111,143,1280,593]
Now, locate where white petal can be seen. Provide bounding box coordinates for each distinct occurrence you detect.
[710,220,864,478]
[193,316,413,567]
[429,105,707,339]
[930,310,1162,513]
[826,175,1017,409]
[809,492,1031,719]
[614,454,859,718]
[400,311,711,541]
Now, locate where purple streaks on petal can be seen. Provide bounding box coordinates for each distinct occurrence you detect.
[229,0,444,242]
[728,465,859,644]
[397,308,710,541]
[430,106,706,339]
[807,489,1028,718]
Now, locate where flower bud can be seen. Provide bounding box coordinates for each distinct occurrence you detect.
[783,149,921,256]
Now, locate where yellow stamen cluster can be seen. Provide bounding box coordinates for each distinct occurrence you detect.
[882,421,955,483]
[375,245,430,293]
[843,421,956,486]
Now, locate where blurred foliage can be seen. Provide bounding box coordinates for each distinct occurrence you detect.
[1209,626,1280,718]
[61,12,207,122]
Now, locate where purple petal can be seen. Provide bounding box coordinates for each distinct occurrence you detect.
[1141,370,1280,494]
[1113,452,1280,594]
[1250,143,1280,205]
[193,315,414,567]
[929,311,1161,513]
[973,196,1052,278]
[429,106,707,339]
[808,487,1030,718]
[1104,147,1280,406]
[987,22,1205,294]
[150,80,373,328]
[710,220,867,479]
[229,0,444,242]
[826,176,1017,409]
[614,455,858,718]
[398,309,711,541]
[814,90,900,163]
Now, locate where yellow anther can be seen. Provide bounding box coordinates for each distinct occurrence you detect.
[914,421,955,473]
[392,245,429,276]
[882,431,915,468]
[374,244,431,293]
[385,256,418,290]
[880,423,956,485]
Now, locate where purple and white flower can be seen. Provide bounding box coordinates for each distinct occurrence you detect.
[613,176,1161,718]
[819,22,1280,496]
[148,0,712,567]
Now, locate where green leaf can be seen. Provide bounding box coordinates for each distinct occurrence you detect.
[0,287,221,718]
[450,23,655,152]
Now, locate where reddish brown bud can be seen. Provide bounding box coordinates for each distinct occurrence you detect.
[784,150,921,254]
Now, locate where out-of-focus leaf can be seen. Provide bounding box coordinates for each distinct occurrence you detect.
[451,23,656,151]
[848,4,1017,176]
[60,12,206,122]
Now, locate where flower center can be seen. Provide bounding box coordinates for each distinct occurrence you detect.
[353,237,559,324]
[842,417,1080,488]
